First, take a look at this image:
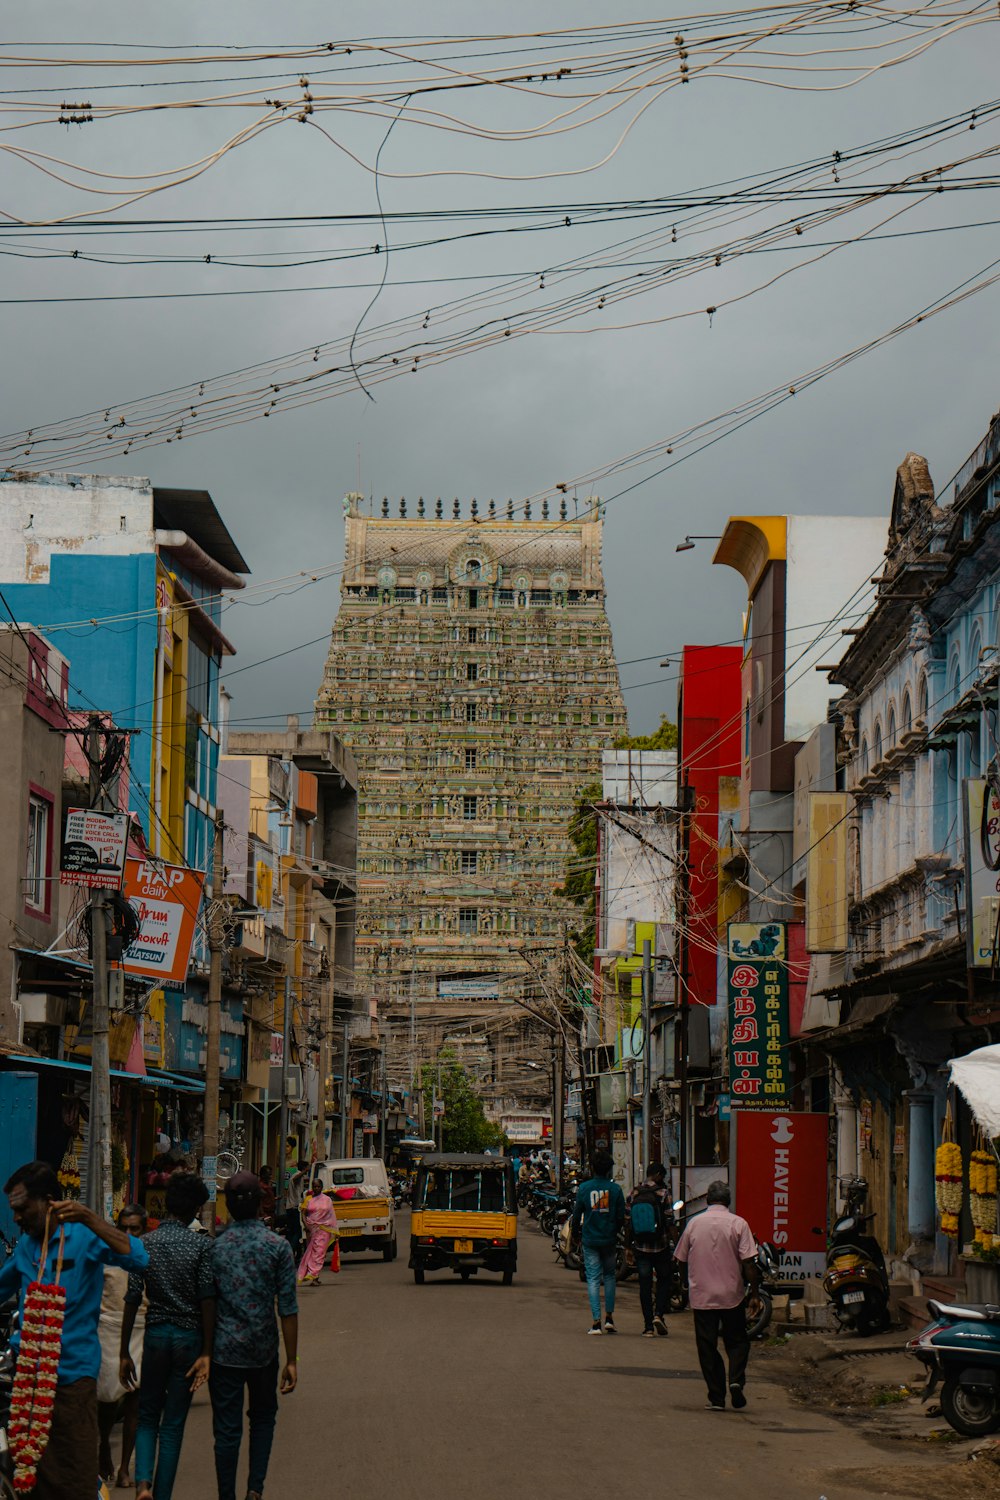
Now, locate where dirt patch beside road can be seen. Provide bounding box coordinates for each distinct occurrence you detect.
[754,1333,1000,1499]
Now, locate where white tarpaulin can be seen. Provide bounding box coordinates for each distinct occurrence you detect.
[950,1043,1000,1139]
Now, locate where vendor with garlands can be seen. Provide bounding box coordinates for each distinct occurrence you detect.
[0,1159,148,1498]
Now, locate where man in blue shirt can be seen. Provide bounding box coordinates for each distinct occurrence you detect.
[0,1159,148,1500]
[210,1172,298,1500]
[571,1149,626,1334]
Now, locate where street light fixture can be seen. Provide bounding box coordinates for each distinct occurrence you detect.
[675,534,722,553]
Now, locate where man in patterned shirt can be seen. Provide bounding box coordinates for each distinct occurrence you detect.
[210,1171,298,1500]
[120,1172,215,1500]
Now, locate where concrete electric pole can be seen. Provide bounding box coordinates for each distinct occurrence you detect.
[201,809,225,1230]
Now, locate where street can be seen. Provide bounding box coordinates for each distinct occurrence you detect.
[166,1216,964,1500]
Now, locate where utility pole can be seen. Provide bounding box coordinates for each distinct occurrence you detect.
[201,809,225,1231]
[340,1026,350,1157]
[379,1036,388,1161]
[86,717,113,1222]
[641,937,652,1174]
[278,975,293,1208]
[552,1033,565,1193]
[677,777,693,1206]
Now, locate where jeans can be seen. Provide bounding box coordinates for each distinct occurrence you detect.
[582,1243,617,1322]
[135,1322,202,1500]
[210,1359,280,1500]
[693,1306,750,1406]
[635,1249,672,1328]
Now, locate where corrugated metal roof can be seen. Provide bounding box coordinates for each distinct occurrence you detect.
[153,487,250,574]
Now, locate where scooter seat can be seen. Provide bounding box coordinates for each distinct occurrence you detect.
[928,1298,1000,1323]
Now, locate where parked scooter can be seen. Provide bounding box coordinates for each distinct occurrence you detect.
[908,1298,1000,1437]
[822,1177,890,1336]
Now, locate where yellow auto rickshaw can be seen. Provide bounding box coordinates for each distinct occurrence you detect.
[409,1153,517,1284]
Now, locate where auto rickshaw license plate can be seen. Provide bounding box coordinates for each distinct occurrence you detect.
[454,1239,473,1253]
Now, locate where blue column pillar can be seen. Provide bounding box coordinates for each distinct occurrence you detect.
[906,1091,936,1244]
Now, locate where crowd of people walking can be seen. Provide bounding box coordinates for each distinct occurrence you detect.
[0,1159,299,1500]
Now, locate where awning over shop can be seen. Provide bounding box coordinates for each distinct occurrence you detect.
[950,1043,1000,1138]
[3,1054,205,1095]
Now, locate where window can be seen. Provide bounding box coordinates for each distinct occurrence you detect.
[465,747,477,771]
[467,626,477,644]
[468,589,479,610]
[461,849,478,876]
[466,662,478,682]
[463,795,478,820]
[25,792,50,914]
[459,907,478,935]
[466,703,477,723]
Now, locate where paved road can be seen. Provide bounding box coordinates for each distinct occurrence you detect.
[166,1214,956,1500]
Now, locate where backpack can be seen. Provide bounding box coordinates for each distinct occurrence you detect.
[630,1187,665,1248]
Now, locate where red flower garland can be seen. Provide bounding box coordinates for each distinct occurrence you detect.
[8,1225,66,1493]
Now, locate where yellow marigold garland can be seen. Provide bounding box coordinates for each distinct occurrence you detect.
[970,1148,998,1248]
[935,1139,963,1237]
[9,1223,65,1493]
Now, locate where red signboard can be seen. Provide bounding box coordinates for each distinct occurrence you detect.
[734,1111,828,1281]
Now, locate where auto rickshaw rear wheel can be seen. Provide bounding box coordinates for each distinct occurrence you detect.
[413,1267,425,1284]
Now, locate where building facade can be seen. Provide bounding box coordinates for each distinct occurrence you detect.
[314,495,626,1039]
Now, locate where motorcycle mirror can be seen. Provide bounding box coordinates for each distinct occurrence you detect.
[672,1199,685,1212]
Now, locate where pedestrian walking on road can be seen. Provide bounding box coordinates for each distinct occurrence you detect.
[570,1149,625,1335]
[628,1162,672,1338]
[0,1160,148,1500]
[97,1203,149,1487]
[672,1181,760,1411]
[210,1171,299,1500]
[257,1165,276,1227]
[297,1176,338,1285]
[120,1172,215,1500]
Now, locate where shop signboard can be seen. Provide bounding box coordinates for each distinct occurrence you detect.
[596,1071,628,1120]
[60,808,130,890]
[437,975,500,1001]
[734,1111,828,1280]
[727,922,789,1108]
[120,859,205,983]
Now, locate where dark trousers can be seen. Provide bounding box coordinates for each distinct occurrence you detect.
[693,1305,750,1405]
[135,1322,202,1500]
[34,1376,98,1500]
[210,1359,279,1500]
[635,1250,672,1327]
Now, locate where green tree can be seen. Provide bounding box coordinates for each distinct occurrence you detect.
[613,715,678,751]
[421,1050,508,1153]
[558,779,601,965]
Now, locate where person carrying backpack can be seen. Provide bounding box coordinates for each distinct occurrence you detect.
[628,1162,672,1337]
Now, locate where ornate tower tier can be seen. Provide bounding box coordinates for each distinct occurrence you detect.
[314,495,626,1023]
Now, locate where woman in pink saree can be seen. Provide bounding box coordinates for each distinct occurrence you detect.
[297,1180,339,1284]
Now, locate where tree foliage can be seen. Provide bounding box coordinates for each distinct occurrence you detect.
[558,779,601,965]
[420,1050,507,1153]
[613,715,678,750]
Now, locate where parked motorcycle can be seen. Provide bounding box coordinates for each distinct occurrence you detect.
[908,1298,1000,1437]
[746,1240,780,1339]
[822,1177,890,1336]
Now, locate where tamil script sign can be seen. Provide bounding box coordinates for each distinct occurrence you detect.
[120,859,205,983]
[727,922,790,1108]
[964,779,1000,968]
[734,1111,828,1280]
[437,975,500,1001]
[60,808,130,890]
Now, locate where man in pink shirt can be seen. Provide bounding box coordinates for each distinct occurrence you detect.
[673,1181,760,1411]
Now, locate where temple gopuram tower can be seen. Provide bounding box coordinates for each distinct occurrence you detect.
[315,494,626,1040]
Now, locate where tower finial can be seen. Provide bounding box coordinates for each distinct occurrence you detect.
[417,496,425,517]
[399,497,407,517]
[435,497,443,518]
[488,499,496,518]
[381,497,389,518]
[541,499,549,520]
[453,498,460,518]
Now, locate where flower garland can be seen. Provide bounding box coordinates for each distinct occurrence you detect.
[970,1147,999,1249]
[935,1134,963,1240]
[8,1222,65,1493]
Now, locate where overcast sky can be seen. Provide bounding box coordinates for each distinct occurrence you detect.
[1,3,997,734]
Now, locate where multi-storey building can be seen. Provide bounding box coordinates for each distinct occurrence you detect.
[315,494,626,1046]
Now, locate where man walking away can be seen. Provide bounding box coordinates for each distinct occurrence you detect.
[121,1173,215,1500]
[629,1162,672,1338]
[211,1172,299,1500]
[673,1180,760,1410]
[0,1160,148,1500]
[570,1149,625,1335]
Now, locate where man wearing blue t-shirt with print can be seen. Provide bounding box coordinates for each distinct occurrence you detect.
[571,1149,626,1335]
[0,1159,149,1500]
